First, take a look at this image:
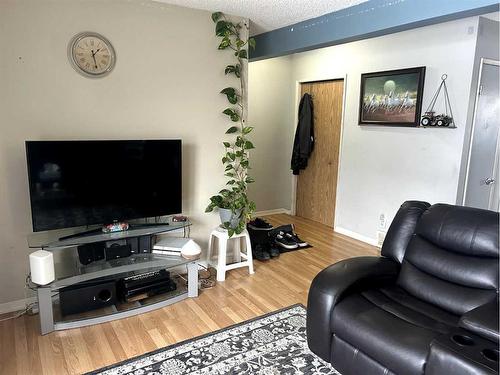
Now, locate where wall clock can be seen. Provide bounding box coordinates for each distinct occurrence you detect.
[68,32,116,78]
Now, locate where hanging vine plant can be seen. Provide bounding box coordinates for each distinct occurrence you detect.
[205,12,256,237]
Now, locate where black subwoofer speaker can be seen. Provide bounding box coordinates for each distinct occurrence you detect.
[59,280,117,316]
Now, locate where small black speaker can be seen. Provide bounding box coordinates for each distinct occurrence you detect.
[77,243,105,265]
[138,236,152,253]
[59,280,116,316]
[105,243,132,260]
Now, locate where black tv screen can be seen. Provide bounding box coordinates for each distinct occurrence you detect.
[26,140,182,232]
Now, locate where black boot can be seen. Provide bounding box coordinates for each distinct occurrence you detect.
[253,244,271,261]
[268,244,280,258]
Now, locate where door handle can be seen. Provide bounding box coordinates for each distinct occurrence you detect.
[485,178,495,185]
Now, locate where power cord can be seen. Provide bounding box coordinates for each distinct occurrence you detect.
[0,302,37,322]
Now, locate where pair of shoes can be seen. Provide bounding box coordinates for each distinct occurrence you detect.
[248,217,273,230]
[248,217,280,261]
[274,230,309,251]
[253,243,280,261]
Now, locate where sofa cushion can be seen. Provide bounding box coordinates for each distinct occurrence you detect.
[331,286,459,375]
[396,204,499,316]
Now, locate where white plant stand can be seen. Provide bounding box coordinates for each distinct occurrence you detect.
[207,227,254,281]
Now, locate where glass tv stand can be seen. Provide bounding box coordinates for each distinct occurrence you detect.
[30,222,199,335]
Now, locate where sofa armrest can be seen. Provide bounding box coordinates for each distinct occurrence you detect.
[306,256,400,361]
[459,300,499,343]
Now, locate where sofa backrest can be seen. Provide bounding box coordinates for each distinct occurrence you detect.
[381,201,430,263]
[396,203,499,315]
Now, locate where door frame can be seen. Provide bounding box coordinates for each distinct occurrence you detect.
[461,58,500,206]
[290,74,348,228]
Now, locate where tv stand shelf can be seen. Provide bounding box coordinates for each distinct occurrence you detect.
[29,221,191,250]
[31,221,198,335]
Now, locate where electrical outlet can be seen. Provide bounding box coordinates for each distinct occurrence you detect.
[379,213,387,230]
[377,231,386,248]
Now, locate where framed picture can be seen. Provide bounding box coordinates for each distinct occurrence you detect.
[359,67,426,126]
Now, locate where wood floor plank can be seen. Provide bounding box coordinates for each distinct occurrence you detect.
[0,214,377,374]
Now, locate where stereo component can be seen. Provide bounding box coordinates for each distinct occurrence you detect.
[105,243,132,260]
[77,243,105,265]
[59,280,116,316]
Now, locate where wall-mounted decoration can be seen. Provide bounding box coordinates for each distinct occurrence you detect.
[359,67,426,127]
[68,32,116,78]
[420,74,456,128]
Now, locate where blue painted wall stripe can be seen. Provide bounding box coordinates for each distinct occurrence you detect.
[250,0,499,61]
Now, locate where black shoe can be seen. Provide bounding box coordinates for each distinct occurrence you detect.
[285,232,308,247]
[275,231,299,250]
[269,245,280,258]
[254,244,271,261]
[248,217,273,230]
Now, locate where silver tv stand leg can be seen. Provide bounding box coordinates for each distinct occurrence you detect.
[187,261,199,297]
[37,286,54,335]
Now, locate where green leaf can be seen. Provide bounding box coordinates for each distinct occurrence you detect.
[215,20,231,37]
[222,108,240,121]
[225,172,235,177]
[227,180,236,185]
[223,141,231,148]
[222,156,228,164]
[248,37,256,50]
[220,87,238,104]
[218,37,230,50]
[228,152,236,161]
[245,177,255,183]
[225,65,236,75]
[228,228,235,237]
[236,49,248,59]
[235,136,243,147]
[244,141,255,150]
[225,164,233,171]
[236,39,245,48]
[234,64,241,78]
[243,126,254,135]
[226,126,238,134]
[211,12,223,23]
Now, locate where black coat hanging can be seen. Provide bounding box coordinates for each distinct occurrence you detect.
[291,93,314,175]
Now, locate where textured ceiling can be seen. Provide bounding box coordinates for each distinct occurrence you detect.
[154,0,370,35]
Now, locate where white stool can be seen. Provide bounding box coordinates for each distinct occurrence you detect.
[207,227,254,281]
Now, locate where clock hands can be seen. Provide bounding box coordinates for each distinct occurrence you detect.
[91,49,101,69]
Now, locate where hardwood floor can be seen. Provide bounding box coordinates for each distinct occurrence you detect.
[0,214,377,374]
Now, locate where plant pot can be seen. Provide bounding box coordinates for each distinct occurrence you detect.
[219,208,241,229]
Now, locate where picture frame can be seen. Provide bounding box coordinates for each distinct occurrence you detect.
[358,67,426,127]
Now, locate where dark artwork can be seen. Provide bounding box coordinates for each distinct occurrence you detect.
[359,67,426,126]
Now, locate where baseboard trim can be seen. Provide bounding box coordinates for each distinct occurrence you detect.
[334,226,379,247]
[254,208,292,216]
[0,297,36,315]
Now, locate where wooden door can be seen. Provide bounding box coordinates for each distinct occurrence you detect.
[295,80,344,227]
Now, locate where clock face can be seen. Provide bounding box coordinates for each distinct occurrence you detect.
[69,32,115,77]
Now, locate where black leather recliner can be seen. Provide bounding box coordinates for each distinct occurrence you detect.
[307,201,499,375]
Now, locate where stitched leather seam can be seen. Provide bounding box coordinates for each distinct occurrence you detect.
[379,288,457,327]
[360,293,441,333]
[403,258,493,292]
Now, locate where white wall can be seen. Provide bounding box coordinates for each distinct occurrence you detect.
[248,56,294,211]
[249,16,483,242]
[0,0,244,305]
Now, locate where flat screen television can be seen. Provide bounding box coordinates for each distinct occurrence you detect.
[26,140,182,232]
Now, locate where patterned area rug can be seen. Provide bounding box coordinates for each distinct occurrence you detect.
[88,304,340,375]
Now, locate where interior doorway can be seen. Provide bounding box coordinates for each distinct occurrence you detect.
[463,58,500,211]
[295,79,344,227]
